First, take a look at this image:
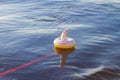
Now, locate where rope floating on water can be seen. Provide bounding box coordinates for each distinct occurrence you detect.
[0,53,53,76]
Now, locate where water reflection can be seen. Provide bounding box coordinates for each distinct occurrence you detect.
[54,47,75,68]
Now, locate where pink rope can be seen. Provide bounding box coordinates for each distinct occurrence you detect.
[0,53,53,76]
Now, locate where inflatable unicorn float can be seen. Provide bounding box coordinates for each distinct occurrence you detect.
[54,29,76,49]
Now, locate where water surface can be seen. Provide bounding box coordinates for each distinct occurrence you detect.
[0,0,120,80]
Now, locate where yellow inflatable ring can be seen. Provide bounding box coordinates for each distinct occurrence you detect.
[54,37,76,49]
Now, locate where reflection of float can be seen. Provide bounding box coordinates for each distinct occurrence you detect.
[54,47,75,68]
[54,29,76,49]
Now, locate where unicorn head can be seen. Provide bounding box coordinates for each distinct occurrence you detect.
[60,29,67,39]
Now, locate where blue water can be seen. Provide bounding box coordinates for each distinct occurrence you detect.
[0,0,120,80]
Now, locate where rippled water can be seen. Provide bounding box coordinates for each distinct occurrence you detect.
[0,0,120,80]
